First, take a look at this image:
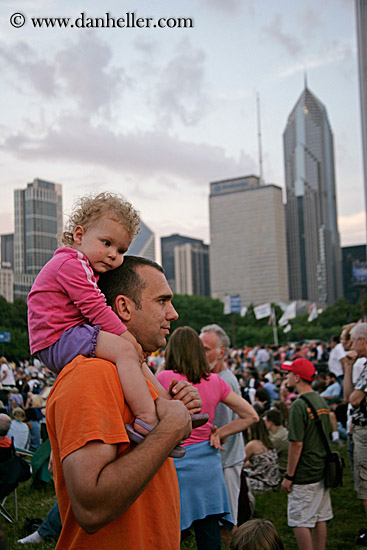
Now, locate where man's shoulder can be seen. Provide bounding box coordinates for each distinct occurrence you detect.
[218,368,239,391]
[335,343,346,357]
[275,425,288,437]
[48,356,119,402]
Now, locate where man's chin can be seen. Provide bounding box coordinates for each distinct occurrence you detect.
[143,338,166,354]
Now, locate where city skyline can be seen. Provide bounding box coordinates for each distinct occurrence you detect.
[0,0,364,259]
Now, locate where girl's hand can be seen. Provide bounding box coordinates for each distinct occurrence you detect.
[210,425,225,450]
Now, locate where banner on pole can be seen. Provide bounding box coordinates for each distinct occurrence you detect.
[254,303,271,320]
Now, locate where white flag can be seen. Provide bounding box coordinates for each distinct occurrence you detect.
[307,303,318,322]
[278,301,297,326]
[223,296,231,315]
[283,323,291,333]
[254,303,272,320]
[240,306,248,318]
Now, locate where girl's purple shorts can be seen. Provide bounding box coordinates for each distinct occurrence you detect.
[38,324,101,375]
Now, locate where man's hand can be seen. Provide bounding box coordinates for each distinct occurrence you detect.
[346,350,358,363]
[281,478,293,493]
[168,378,202,414]
[155,396,192,442]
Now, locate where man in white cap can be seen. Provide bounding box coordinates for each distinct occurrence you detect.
[281,358,333,550]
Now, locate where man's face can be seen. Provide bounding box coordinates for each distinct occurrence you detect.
[351,335,367,358]
[199,332,222,372]
[286,371,297,390]
[124,265,178,353]
[264,417,271,431]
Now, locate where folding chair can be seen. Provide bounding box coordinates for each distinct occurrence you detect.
[0,439,31,523]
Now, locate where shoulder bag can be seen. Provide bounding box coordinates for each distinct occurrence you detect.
[300,394,344,488]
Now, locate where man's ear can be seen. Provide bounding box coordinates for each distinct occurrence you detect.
[218,347,226,361]
[114,295,134,322]
[73,225,85,245]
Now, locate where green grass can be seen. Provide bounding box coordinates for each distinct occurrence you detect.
[3,445,366,549]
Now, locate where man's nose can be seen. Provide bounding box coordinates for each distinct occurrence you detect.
[167,303,178,321]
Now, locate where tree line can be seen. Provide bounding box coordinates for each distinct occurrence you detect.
[0,294,364,362]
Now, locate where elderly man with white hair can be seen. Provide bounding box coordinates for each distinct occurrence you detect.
[344,323,367,546]
[200,323,246,534]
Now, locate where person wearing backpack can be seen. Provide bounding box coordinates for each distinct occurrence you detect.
[281,359,333,550]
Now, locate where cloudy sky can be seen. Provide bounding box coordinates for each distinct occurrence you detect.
[0,0,364,260]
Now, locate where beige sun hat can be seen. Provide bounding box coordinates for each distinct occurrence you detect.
[12,407,26,421]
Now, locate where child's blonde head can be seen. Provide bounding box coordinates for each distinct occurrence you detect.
[230,519,285,550]
[62,192,140,246]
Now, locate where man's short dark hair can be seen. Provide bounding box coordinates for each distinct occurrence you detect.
[264,409,282,426]
[98,255,164,309]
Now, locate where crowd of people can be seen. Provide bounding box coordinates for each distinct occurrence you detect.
[0,191,366,550]
[0,321,366,549]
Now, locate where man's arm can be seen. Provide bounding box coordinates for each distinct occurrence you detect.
[62,397,191,534]
[349,388,366,408]
[341,356,346,373]
[344,351,357,400]
[281,440,303,494]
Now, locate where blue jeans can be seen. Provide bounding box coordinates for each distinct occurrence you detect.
[192,515,222,550]
[38,502,62,539]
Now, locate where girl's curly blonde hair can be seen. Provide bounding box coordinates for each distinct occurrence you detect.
[62,192,140,246]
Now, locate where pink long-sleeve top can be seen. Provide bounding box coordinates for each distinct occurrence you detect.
[28,247,126,354]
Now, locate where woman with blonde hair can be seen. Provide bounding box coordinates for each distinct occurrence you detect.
[157,326,258,550]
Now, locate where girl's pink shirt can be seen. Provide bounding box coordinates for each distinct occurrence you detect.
[156,370,231,446]
[28,247,126,354]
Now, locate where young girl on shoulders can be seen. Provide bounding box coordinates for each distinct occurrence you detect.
[28,192,158,439]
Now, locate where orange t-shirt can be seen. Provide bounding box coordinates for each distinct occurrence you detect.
[46,355,180,550]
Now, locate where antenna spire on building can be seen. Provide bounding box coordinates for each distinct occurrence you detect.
[257,92,264,185]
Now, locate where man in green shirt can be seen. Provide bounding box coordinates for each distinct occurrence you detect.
[281,358,333,550]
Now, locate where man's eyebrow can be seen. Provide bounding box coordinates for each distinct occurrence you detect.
[156,293,173,301]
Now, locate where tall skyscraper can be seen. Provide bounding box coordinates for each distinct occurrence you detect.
[356,0,367,243]
[126,220,155,261]
[209,175,289,306]
[283,86,343,306]
[174,242,210,297]
[161,234,205,292]
[14,178,63,299]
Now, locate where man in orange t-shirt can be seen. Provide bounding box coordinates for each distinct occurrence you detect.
[47,256,202,550]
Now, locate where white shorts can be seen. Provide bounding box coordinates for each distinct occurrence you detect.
[223,462,242,525]
[288,480,333,528]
